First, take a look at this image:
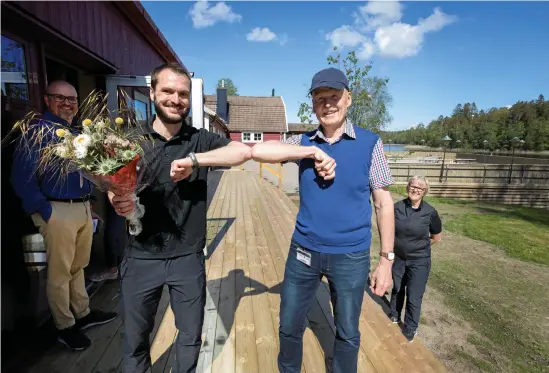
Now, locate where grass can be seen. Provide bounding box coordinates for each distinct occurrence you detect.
[387,186,549,372]
[389,185,549,266]
[431,260,549,373]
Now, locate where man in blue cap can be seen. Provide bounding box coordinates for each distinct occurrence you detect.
[251,67,395,373]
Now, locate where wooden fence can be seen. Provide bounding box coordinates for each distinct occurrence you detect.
[393,182,549,209]
[259,162,283,189]
[389,163,549,185]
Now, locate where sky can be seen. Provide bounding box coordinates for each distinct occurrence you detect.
[142,1,549,131]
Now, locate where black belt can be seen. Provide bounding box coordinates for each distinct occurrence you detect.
[48,195,91,203]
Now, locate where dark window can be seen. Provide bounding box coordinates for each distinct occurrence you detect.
[1,35,29,100]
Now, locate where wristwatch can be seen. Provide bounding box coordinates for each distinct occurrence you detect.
[379,251,395,261]
[187,152,199,169]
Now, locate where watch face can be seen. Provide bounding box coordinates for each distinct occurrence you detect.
[388,252,395,260]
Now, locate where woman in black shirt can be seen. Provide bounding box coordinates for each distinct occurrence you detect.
[390,175,442,342]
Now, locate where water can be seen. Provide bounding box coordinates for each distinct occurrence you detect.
[383,144,407,152]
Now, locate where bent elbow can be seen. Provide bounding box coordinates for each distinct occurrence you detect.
[250,143,266,161]
[240,145,252,162]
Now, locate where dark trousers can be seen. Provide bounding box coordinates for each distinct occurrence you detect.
[120,252,206,373]
[104,197,128,268]
[389,256,431,333]
[278,240,370,373]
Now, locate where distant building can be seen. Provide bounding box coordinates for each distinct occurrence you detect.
[205,88,288,146]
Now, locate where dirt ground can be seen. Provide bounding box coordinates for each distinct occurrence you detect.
[282,179,549,373]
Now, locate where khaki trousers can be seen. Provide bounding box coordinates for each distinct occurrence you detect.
[31,201,93,330]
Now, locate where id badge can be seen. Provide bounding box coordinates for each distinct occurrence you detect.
[296,247,312,266]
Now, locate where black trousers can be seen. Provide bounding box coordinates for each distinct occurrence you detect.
[120,252,206,373]
[389,256,431,333]
[104,196,128,268]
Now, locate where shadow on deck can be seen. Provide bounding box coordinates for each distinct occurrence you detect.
[5,169,448,373]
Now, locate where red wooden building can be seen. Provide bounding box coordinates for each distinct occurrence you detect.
[205,87,288,146]
[1,0,225,351]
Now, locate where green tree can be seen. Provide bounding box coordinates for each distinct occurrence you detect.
[297,46,392,132]
[216,78,239,96]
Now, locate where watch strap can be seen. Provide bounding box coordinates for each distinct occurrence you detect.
[188,152,199,169]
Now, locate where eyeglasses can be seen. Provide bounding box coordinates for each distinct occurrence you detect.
[46,94,78,104]
[409,185,426,192]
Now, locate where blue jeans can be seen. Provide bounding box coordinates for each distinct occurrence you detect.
[278,240,370,373]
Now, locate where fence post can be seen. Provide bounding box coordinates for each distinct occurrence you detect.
[259,162,263,179]
[482,166,487,184]
[406,165,410,180]
[520,165,525,184]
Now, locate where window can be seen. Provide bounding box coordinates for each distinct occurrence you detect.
[1,35,29,100]
[241,132,263,143]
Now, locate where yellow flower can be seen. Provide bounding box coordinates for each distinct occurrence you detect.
[82,119,92,127]
[55,129,66,138]
[115,117,124,126]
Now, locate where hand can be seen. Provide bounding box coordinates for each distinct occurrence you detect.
[369,258,393,296]
[312,147,336,180]
[108,190,135,217]
[170,157,193,182]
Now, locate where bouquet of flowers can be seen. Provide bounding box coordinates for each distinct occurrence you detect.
[4,90,156,235]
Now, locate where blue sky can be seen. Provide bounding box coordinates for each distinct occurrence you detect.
[142,1,549,131]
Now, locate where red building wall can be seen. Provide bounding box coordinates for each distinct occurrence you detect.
[229,132,282,146]
[12,1,165,75]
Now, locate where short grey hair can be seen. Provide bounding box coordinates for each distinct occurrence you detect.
[406,175,430,194]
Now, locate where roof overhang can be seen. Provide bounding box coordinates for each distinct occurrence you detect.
[114,1,184,67]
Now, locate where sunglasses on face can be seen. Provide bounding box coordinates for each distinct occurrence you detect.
[47,94,78,104]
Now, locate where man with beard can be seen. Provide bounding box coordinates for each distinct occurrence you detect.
[108,63,251,373]
[11,81,117,351]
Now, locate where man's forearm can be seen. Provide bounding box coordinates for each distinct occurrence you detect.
[251,141,317,163]
[373,188,395,255]
[195,142,251,167]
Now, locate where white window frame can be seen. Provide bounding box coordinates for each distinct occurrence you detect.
[241,132,263,143]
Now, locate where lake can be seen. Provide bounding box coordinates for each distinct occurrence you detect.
[383,144,407,152]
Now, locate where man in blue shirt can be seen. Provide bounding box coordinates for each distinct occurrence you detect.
[11,81,117,351]
[251,68,396,373]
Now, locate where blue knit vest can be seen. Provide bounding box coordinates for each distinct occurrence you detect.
[292,125,379,254]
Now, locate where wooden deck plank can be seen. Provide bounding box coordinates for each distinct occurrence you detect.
[18,170,447,373]
[250,175,329,373]
[258,173,447,373]
[211,173,238,373]
[234,174,260,373]
[28,282,120,373]
[198,171,231,373]
[241,173,282,373]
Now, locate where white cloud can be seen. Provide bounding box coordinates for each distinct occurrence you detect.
[247,27,277,42]
[354,1,403,32]
[246,28,288,46]
[328,1,456,60]
[189,1,242,29]
[326,25,367,48]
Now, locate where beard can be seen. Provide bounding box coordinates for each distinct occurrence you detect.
[153,99,189,125]
[58,108,75,123]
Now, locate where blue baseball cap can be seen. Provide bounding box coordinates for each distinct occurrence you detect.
[309,67,349,94]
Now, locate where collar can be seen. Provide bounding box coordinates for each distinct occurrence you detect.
[309,120,356,143]
[405,197,424,210]
[41,111,71,127]
[144,115,193,140]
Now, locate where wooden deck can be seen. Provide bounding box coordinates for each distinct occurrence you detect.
[15,169,447,373]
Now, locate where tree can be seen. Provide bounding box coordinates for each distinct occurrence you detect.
[379,94,549,151]
[216,78,239,96]
[297,46,392,132]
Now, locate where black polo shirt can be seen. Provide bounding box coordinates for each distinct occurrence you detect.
[126,118,232,259]
[393,198,442,260]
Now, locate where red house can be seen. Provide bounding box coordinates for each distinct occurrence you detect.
[205,88,288,146]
